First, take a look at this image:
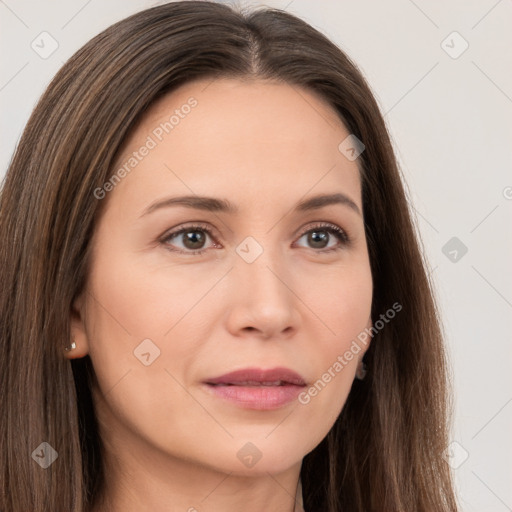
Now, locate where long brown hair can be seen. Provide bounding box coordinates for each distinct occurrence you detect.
[0,1,458,510]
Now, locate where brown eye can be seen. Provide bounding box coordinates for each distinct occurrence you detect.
[161,224,217,255]
[180,229,207,250]
[295,223,350,252]
[307,230,330,249]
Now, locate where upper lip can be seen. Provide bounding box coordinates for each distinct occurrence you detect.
[204,367,307,386]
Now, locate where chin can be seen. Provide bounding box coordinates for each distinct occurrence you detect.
[207,436,307,476]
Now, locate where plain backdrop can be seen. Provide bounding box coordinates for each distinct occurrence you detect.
[1,1,511,510]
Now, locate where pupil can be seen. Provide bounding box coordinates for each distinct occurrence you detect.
[184,230,205,249]
[181,230,330,250]
[309,230,328,248]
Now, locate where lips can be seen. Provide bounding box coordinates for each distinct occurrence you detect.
[204,367,307,387]
[202,367,307,410]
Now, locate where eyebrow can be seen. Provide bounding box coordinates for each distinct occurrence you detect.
[141,192,361,217]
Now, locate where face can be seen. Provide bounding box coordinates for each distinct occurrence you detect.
[69,78,373,479]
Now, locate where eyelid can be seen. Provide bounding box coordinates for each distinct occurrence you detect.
[291,222,351,254]
[159,221,221,251]
[160,220,351,254]
[294,221,350,244]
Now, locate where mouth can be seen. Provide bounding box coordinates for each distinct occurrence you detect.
[202,367,307,410]
[204,367,306,386]
[209,381,295,386]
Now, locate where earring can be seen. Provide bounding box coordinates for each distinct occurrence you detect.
[355,361,367,380]
[65,339,77,351]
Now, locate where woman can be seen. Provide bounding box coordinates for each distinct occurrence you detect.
[0,1,459,510]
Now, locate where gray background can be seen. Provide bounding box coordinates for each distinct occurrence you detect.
[1,1,511,510]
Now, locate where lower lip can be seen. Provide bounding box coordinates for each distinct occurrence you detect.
[203,383,305,410]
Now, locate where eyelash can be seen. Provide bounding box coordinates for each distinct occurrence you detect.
[160,221,352,256]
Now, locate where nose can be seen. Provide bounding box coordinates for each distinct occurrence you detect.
[224,245,300,340]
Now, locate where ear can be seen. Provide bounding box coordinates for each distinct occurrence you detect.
[363,314,374,349]
[355,315,373,380]
[65,291,91,359]
[357,315,373,360]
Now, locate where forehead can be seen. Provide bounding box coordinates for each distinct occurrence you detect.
[109,78,362,214]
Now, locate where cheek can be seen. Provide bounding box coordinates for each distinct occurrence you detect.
[83,248,209,448]
[294,261,372,419]
[83,236,222,402]
[83,243,166,392]
[306,258,373,343]
[86,242,202,342]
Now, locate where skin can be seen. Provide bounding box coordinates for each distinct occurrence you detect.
[67,78,373,512]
